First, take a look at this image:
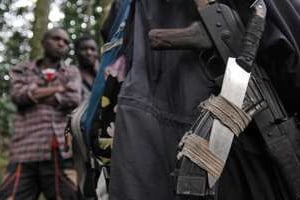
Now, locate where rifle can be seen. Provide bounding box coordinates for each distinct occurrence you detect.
[148,0,300,198]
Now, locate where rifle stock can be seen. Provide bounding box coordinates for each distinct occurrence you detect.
[149,22,212,50]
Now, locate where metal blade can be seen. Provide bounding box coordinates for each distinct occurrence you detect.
[208,57,251,187]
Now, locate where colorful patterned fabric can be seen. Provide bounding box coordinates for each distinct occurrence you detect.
[9,60,82,162]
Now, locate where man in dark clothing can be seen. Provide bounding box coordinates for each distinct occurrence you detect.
[108,0,300,200]
[71,34,124,199]
[0,27,81,200]
[71,36,100,199]
[75,36,99,99]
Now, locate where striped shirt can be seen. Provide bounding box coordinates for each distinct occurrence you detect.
[9,60,82,162]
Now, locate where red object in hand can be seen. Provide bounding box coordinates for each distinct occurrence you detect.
[42,68,57,81]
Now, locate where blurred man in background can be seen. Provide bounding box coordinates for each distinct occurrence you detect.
[71,35,100,199]
[0,27,81,200]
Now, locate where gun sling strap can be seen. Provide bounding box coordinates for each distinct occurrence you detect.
[176,1,300,197]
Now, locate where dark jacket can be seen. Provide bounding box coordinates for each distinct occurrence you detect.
[109,0,300,199]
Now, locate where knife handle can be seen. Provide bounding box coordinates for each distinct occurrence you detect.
[236,0,266,72]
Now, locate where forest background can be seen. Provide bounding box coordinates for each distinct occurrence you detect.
[0,0,112,181]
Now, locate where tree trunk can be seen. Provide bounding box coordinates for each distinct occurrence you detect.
[29,0,51,59]
[86,0,94,31]
[96,0,113,47]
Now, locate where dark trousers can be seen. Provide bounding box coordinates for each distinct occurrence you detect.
[0,158,78,200]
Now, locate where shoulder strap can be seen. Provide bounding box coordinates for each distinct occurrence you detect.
[82,0,133,148]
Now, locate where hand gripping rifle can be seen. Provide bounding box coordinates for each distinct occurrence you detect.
[149,0,300,198]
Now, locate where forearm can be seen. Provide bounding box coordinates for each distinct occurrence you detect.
[30,86,64,102]
[55,89,81,109]
[55,67,82,109]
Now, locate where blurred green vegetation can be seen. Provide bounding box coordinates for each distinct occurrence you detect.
[0,153,9,182]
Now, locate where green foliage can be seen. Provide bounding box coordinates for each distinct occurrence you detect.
[61,0,113,64]
[5,31,30,65]
[0,96,16,137]
[0,0,33,66]
[0,0,12,29]
[0,153,9,182]
[0,66,15,137]
[0,54,14,139]
[0,65,9,96]
[62,0,102,39]
[0,0,33,146]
